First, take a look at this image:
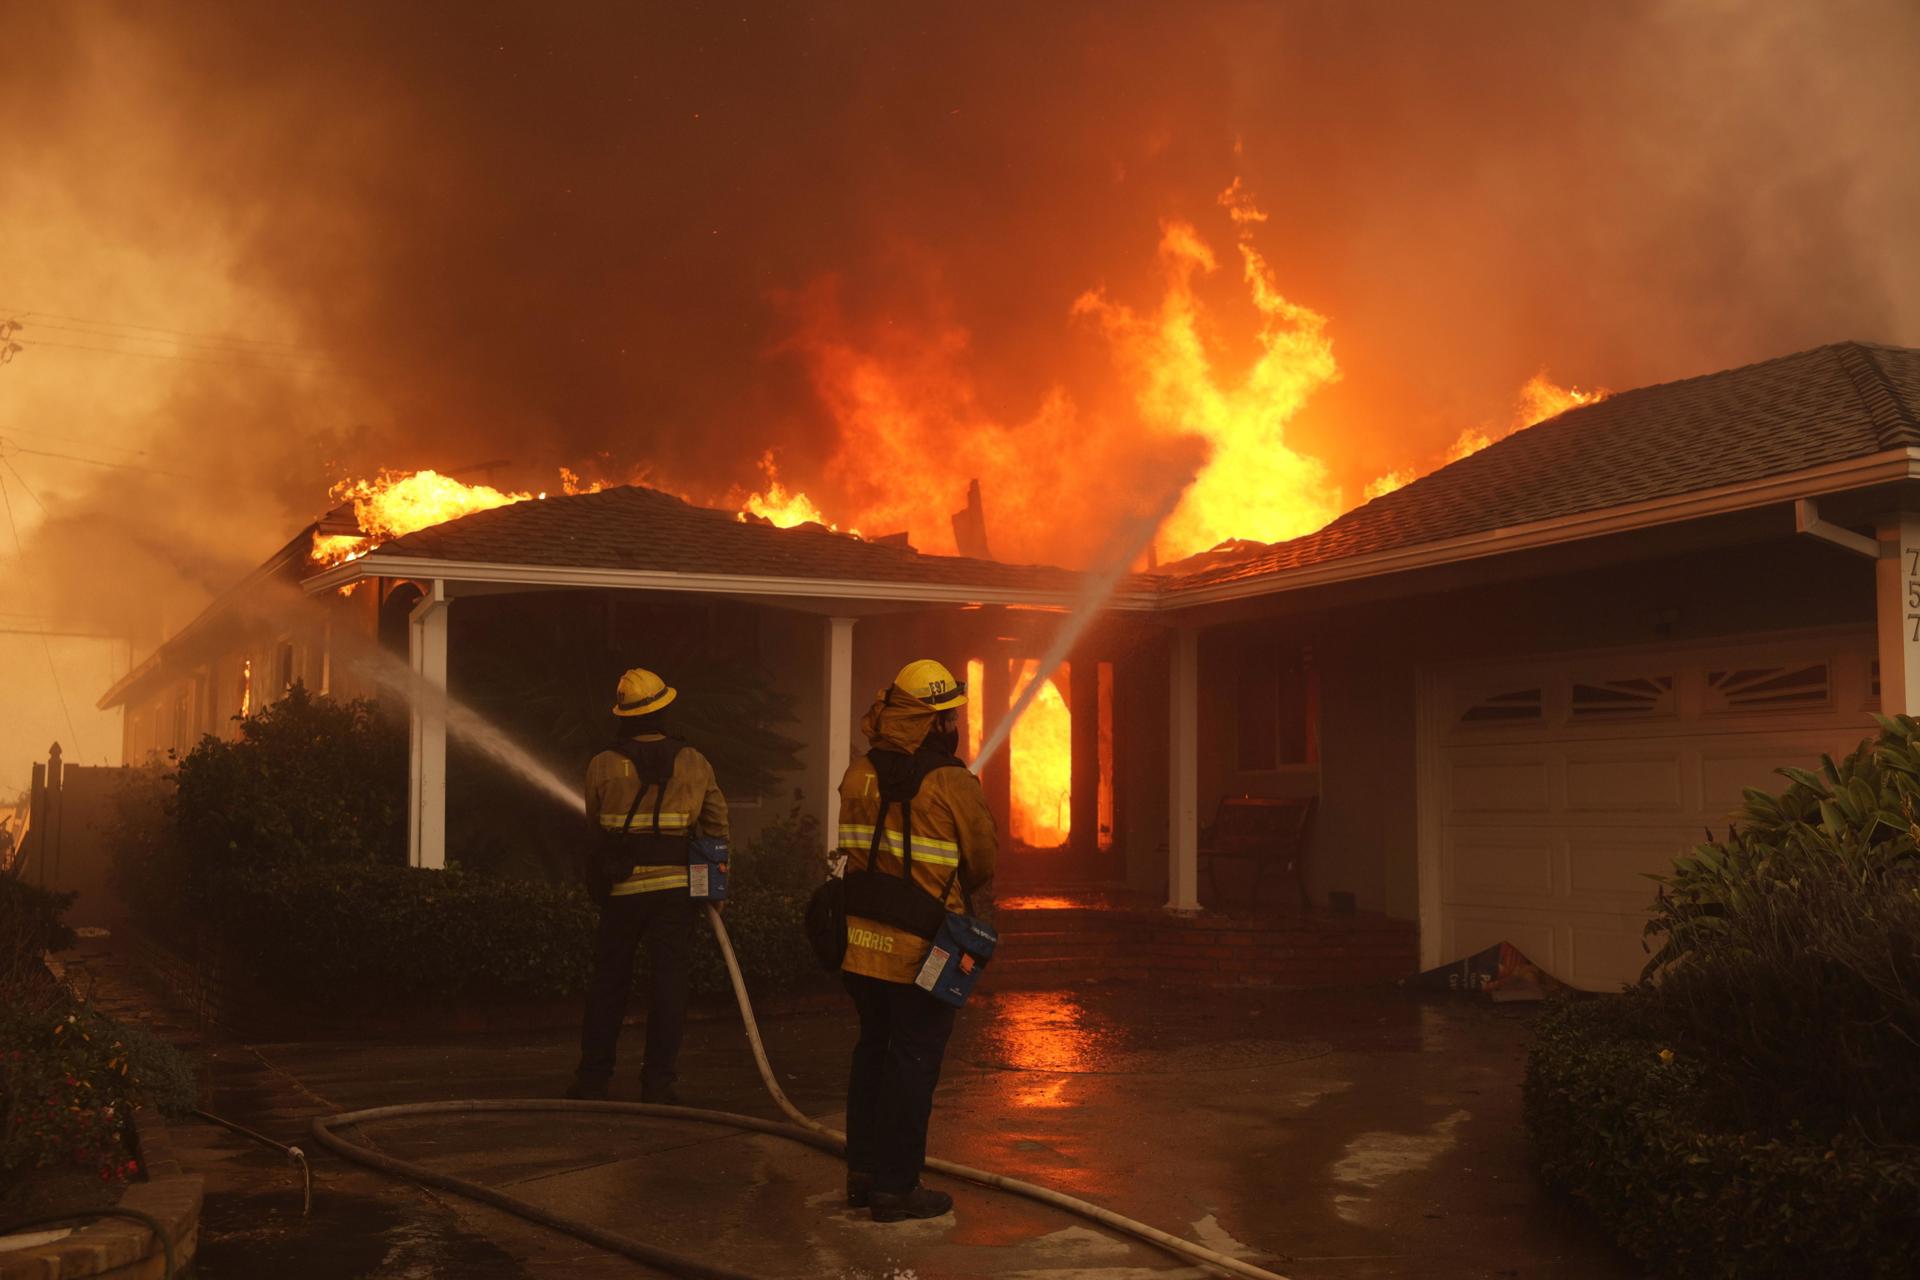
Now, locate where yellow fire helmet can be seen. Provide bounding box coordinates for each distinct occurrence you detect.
[893,658,967,710]
[612,667,677,717]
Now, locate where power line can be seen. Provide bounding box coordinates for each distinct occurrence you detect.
[0,458,46,511]
[20,320,337,366]
[0,438,211,481]
[0,426,166,462]
[0,470,82,756]
[0,305,317,354]
[12,335,341,375]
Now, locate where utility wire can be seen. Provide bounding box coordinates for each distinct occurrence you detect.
[0,438,210,482]
[0,458,46,511]
[0,470,82,757]
[21,320,337,366]
[13,335,341,375]
[0,304,316,354]
[0,426,165,461]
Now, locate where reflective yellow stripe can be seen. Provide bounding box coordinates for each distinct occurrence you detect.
[598,811,693,831]
[837,824,960,866]
[610,866,690,895]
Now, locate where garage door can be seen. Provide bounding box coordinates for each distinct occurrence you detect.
[1428,629,1877,991]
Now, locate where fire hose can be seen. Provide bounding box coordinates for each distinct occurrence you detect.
[311,904,1289,1280]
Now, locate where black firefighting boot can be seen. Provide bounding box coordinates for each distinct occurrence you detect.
[869,1185,953,1222]
[564,1074,609,1101]
[846,1171,874,1209]
[639,1079,681,1106]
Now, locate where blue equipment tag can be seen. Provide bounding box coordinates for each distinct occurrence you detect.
[687,834,729,901]
[913,912,996,1007]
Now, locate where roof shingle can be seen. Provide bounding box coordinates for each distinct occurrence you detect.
[1172,341,1920,588]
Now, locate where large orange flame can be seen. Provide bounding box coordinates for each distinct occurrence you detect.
[1365,372,1609,497]
[311,469,533,565]
[733,451,841,530]
[778,179,1340,567]
[1008,659,1072,849]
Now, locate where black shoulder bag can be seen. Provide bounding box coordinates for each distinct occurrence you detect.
[806,746,964,971]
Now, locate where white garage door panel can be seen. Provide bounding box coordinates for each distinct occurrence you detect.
[1565,831,1693,902]
[1445,830,1557,898]
[1565,756,1685,812]
[1432,631,1876,992]
[1448,760,1551,813]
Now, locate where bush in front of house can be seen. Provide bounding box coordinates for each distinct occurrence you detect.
[1525,996,1920,1279]
[198,803,828,1010]
[1,876,78,978]
[0,881,198,1205]
[1524,718,1920,1277]
[114,686,408,931]
[209,861,597,1006]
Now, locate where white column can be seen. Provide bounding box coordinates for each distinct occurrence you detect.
[1167,625,1200,912]
[1875,514,1920,715]
[408,581,450,870]
[823,616,857,848]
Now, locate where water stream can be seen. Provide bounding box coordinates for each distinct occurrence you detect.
[973,481,1186,775]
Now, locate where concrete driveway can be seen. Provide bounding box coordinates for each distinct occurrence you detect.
[70,940,1629,1279]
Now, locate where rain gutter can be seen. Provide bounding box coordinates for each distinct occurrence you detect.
[1159,447,1920,610]
[299,554,1165,612]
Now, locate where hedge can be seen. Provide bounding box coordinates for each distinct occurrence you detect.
[1526,994,1920,1278]
[199,845,821,1011]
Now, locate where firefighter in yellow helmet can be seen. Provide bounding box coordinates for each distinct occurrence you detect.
[836,659,997,1221]
[566,667,728,1103]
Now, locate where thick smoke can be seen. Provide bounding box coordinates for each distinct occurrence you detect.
[2,0,1917,644]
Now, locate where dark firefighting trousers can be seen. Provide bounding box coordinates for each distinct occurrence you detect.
[576,890,697,1089]
[842,971,959,1194]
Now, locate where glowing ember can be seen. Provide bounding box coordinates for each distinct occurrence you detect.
[734,451,840,530]
[311,469,532,565]
[1009,659,1071,848]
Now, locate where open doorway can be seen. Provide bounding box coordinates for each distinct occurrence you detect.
[968,655,1115,875]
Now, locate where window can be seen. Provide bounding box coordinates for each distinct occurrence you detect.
[1706,664,1830,713]
[1460,688,1544,725]
[1236,643,1315,770]
[1570,675,1675,720]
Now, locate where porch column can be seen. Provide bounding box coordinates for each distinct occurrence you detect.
[1070,654,1099,860]
[1167,625,1200,912]
[408,580,449,870]
[1876,513,1920,715]
[823,616,857,848]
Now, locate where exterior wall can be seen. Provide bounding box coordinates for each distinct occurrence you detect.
[1192,535,1877,922]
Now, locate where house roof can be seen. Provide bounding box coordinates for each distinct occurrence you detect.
[318,482,1145,604]
[1169,341,1920,590]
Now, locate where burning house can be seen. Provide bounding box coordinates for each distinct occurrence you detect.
[98,340,1920,991]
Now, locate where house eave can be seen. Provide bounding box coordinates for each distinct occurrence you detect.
[1157,448,1920,610]
[299,554,1164,612]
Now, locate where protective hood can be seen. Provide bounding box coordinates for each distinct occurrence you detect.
[861,689,936,755]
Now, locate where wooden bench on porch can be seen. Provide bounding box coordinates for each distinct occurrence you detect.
[1199,795,1316,912]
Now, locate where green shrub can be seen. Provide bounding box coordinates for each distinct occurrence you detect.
[684,800,829,1000]
[174,685,407,874]
[0,985,199,1198]
[184,803,824,1011]
[1526,995,1920,1278]
[0,876,78,974]
[209,863,596,1006]
[1643,722,1920,1142]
